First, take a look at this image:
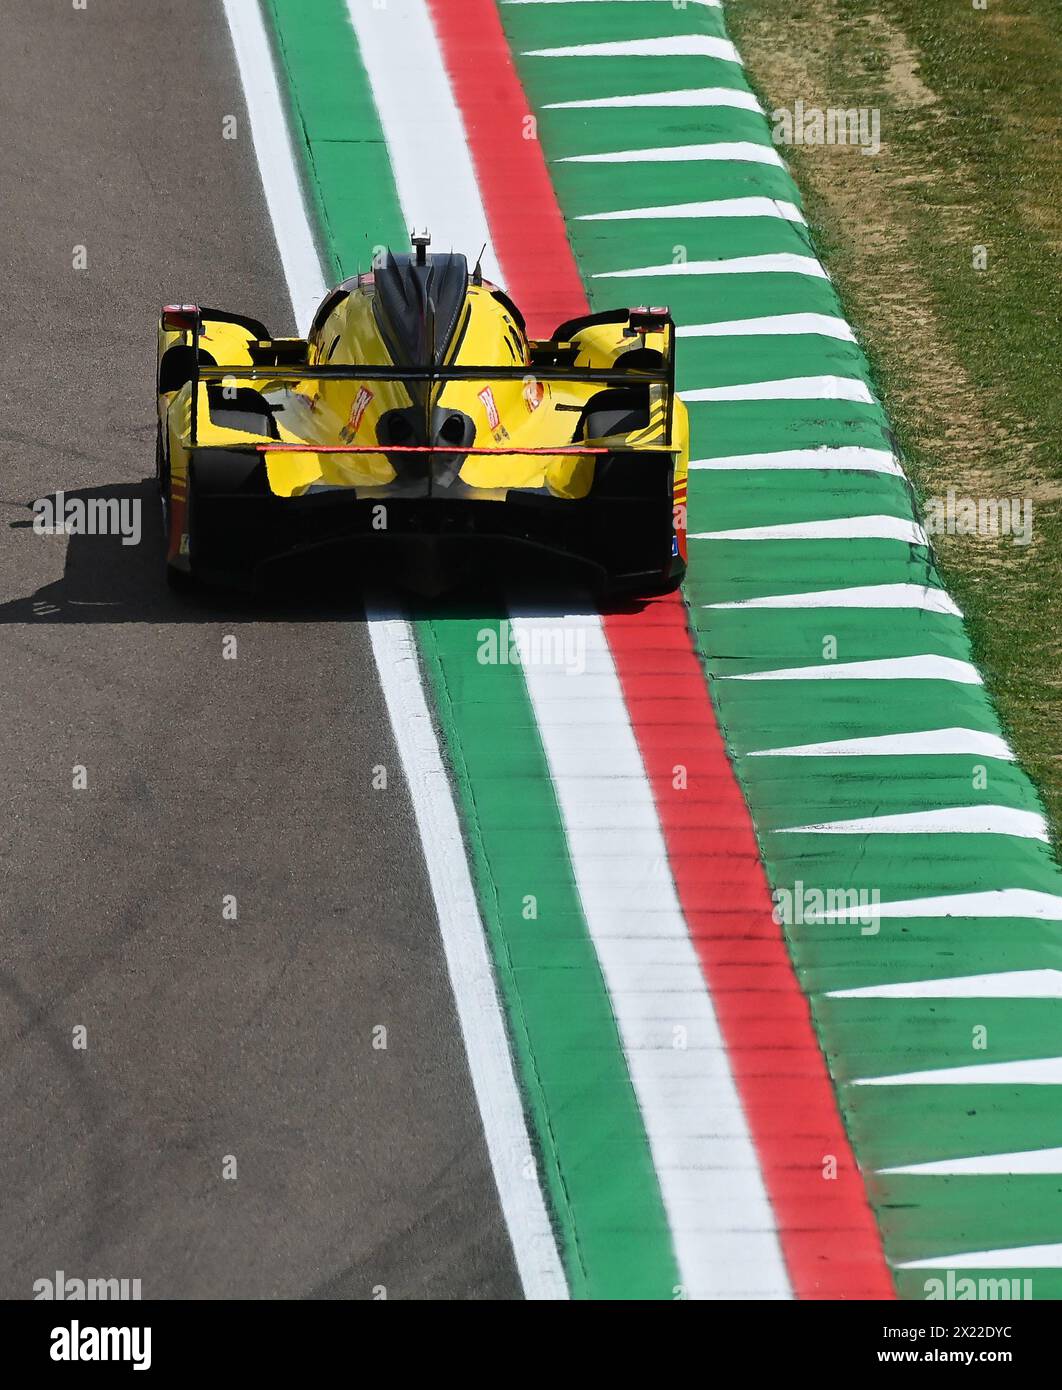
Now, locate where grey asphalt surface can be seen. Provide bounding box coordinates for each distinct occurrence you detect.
[0,0,520,1299]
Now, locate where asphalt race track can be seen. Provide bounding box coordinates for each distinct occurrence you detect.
[6,0,1061,1327]
[0,0,518,1299]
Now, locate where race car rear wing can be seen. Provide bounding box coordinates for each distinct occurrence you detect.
[164,303,677,448]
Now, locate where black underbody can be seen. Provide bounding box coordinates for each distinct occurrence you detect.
[181,448,679,597]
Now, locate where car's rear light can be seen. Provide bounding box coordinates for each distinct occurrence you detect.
[629,306,671,335]
[162,304,200,333]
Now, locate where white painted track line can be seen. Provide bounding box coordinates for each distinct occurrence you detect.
[363,610,568,1297]
[221,0,327,334]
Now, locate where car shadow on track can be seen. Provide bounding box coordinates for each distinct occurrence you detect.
[1,480,655,625]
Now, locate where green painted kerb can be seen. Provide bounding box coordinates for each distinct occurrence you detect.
[501,0,1062,1297]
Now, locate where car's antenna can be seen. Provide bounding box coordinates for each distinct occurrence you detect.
[472,243,486,284]
[411,228,431,266]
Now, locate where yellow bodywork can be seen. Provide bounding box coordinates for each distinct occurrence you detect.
[157,267,689,587]
[159,280,688,505]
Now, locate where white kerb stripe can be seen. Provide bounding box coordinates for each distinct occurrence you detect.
[692,516,924,543]
[827,969,1062,999]
[596,253,827,279]
[678,314,855,341]
[748,729,1015,759]
[854,1057,1062,1086]
[881,1148,1062,1176]
[778,806,1049,841]
[579,197,805,223]
[547,87,759,111]
[225,0,565,1299]
[561,142,783,167]
[511,611,792,1301]
[682,376,872,405]
[817,888,1062,921]
[345,0,501,285]
[721,656,982,684]
[898,1244,1062,1269]
[706,583,961,614]
[524,37,740,61]
[690,447,902,474]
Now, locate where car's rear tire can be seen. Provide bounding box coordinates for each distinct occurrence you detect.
[156,420,173,538]
[165,561,197,593]
[155,421,166,493]
[164,450,198,593]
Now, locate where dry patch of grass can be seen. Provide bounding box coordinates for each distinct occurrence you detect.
[729,0,1062,845]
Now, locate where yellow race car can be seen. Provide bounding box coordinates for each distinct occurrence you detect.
[156,234,688,594]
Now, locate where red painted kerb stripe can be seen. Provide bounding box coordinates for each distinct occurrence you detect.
[430,0,894,1299]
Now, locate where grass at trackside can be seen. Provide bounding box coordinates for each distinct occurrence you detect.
[727,0,1062,850]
